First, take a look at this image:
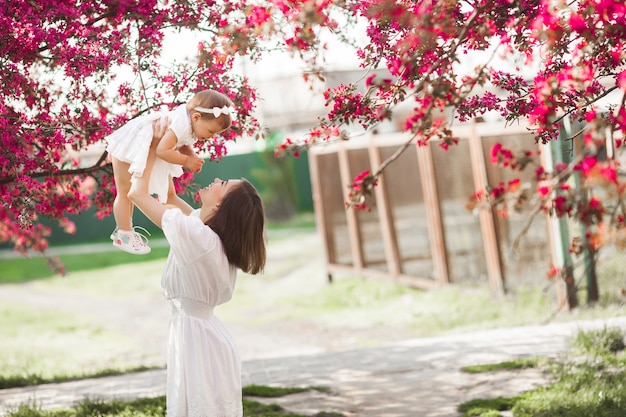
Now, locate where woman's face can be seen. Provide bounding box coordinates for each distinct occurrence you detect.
[198,178,241,208]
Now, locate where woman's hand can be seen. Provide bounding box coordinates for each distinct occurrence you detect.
[151,116,171,148]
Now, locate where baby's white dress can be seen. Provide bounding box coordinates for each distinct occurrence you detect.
[105,105,196,202]
[161,208,242,417]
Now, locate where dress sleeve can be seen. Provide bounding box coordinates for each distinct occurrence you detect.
[168,105,195,148]
[162,208,220,266]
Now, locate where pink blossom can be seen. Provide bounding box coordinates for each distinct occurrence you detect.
[600,164,617,183]
[579,156,598,176]
[246,6,272,27]
[569,13,588,35]
[538,186,551,197]
[3,0,626,263]
[618,70,626,92]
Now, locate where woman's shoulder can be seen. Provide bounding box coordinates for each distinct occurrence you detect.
[164,207,201,227]
[162,209,226,266]
[163,209,220,244]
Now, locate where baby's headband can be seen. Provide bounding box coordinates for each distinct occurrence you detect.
[194,105,235,118]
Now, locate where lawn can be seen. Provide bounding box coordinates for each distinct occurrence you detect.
[2,212,626,416]
[0,212,317,284]
[0,245,171,283]
[6,386,343,417]
[1,220,625,382]
[457,327,626,417]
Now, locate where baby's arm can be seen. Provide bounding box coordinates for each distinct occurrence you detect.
[156,131,205,173]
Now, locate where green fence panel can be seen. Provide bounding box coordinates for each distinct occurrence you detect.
[5,152,312,247]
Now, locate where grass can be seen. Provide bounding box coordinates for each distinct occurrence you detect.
[571,325,626,357]
[3,213,626,416]
[461,358,540,374]
[0,212,317,284]
[229,275,620,339]
[0,246,171,283]
[1,232,624,387]
[5,386,343,417]
[243,385,311,397]
[457,326,626,417]
[0,215,322,387]
[0,299,163,381]
[0,366,157,390]
[266,211,317,230]
[458,397,521,417]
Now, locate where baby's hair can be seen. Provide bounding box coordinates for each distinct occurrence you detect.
[187,89,234,130]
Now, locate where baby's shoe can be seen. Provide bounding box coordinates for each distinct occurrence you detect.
[112,229,151,255]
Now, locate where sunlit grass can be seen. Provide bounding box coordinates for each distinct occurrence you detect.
[0,246,171,283]
[461,358,540,374]
[5,386,342,417]
[458,326,626,417]
[2,217,626,395]
[0,366,157,390]
[27,260,166,297]
[0,212,317,285]
[0,301,157,382]
[2,237,624,386]
[224,266,625,345]
[232,273,618,336]
[0,230,323,384]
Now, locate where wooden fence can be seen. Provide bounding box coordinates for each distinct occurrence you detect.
[308,121,558,298]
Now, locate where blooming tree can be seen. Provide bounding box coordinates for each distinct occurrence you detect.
[3,0,626,304]
[0,0,261,271]
[271,0,626,306]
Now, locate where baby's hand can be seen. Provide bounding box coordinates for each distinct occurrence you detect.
[184,155,205,173]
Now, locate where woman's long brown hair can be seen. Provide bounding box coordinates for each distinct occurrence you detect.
[205,179,266,274]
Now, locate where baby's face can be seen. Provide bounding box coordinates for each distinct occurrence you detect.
[191,117,226,140]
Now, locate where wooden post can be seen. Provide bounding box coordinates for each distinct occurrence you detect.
[544,128,578,310]
[338,145,365,270]
[539,142,571,309]
[308,148,335,283]
[369,138,402,276]
[417,144,449,285]
[468,123,505,296]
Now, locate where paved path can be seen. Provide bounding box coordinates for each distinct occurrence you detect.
[2,316,626,417]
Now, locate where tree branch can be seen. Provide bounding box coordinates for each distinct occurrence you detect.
[0,156,111,186]
[373,132,420,178]
[551,85,619,126]
[366,7,482,180]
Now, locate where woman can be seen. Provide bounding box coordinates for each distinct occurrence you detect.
[128,142,266,416]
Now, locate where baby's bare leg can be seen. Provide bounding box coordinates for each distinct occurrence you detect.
[112,157,134,231]
[131,145,158,203]
[112,153,153,255]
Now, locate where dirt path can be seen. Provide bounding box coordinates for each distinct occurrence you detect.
[0,253,419,363]
[4,230,621,416]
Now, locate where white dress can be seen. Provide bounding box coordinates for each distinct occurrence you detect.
[161,208,242,417]
[105,105,196,203]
